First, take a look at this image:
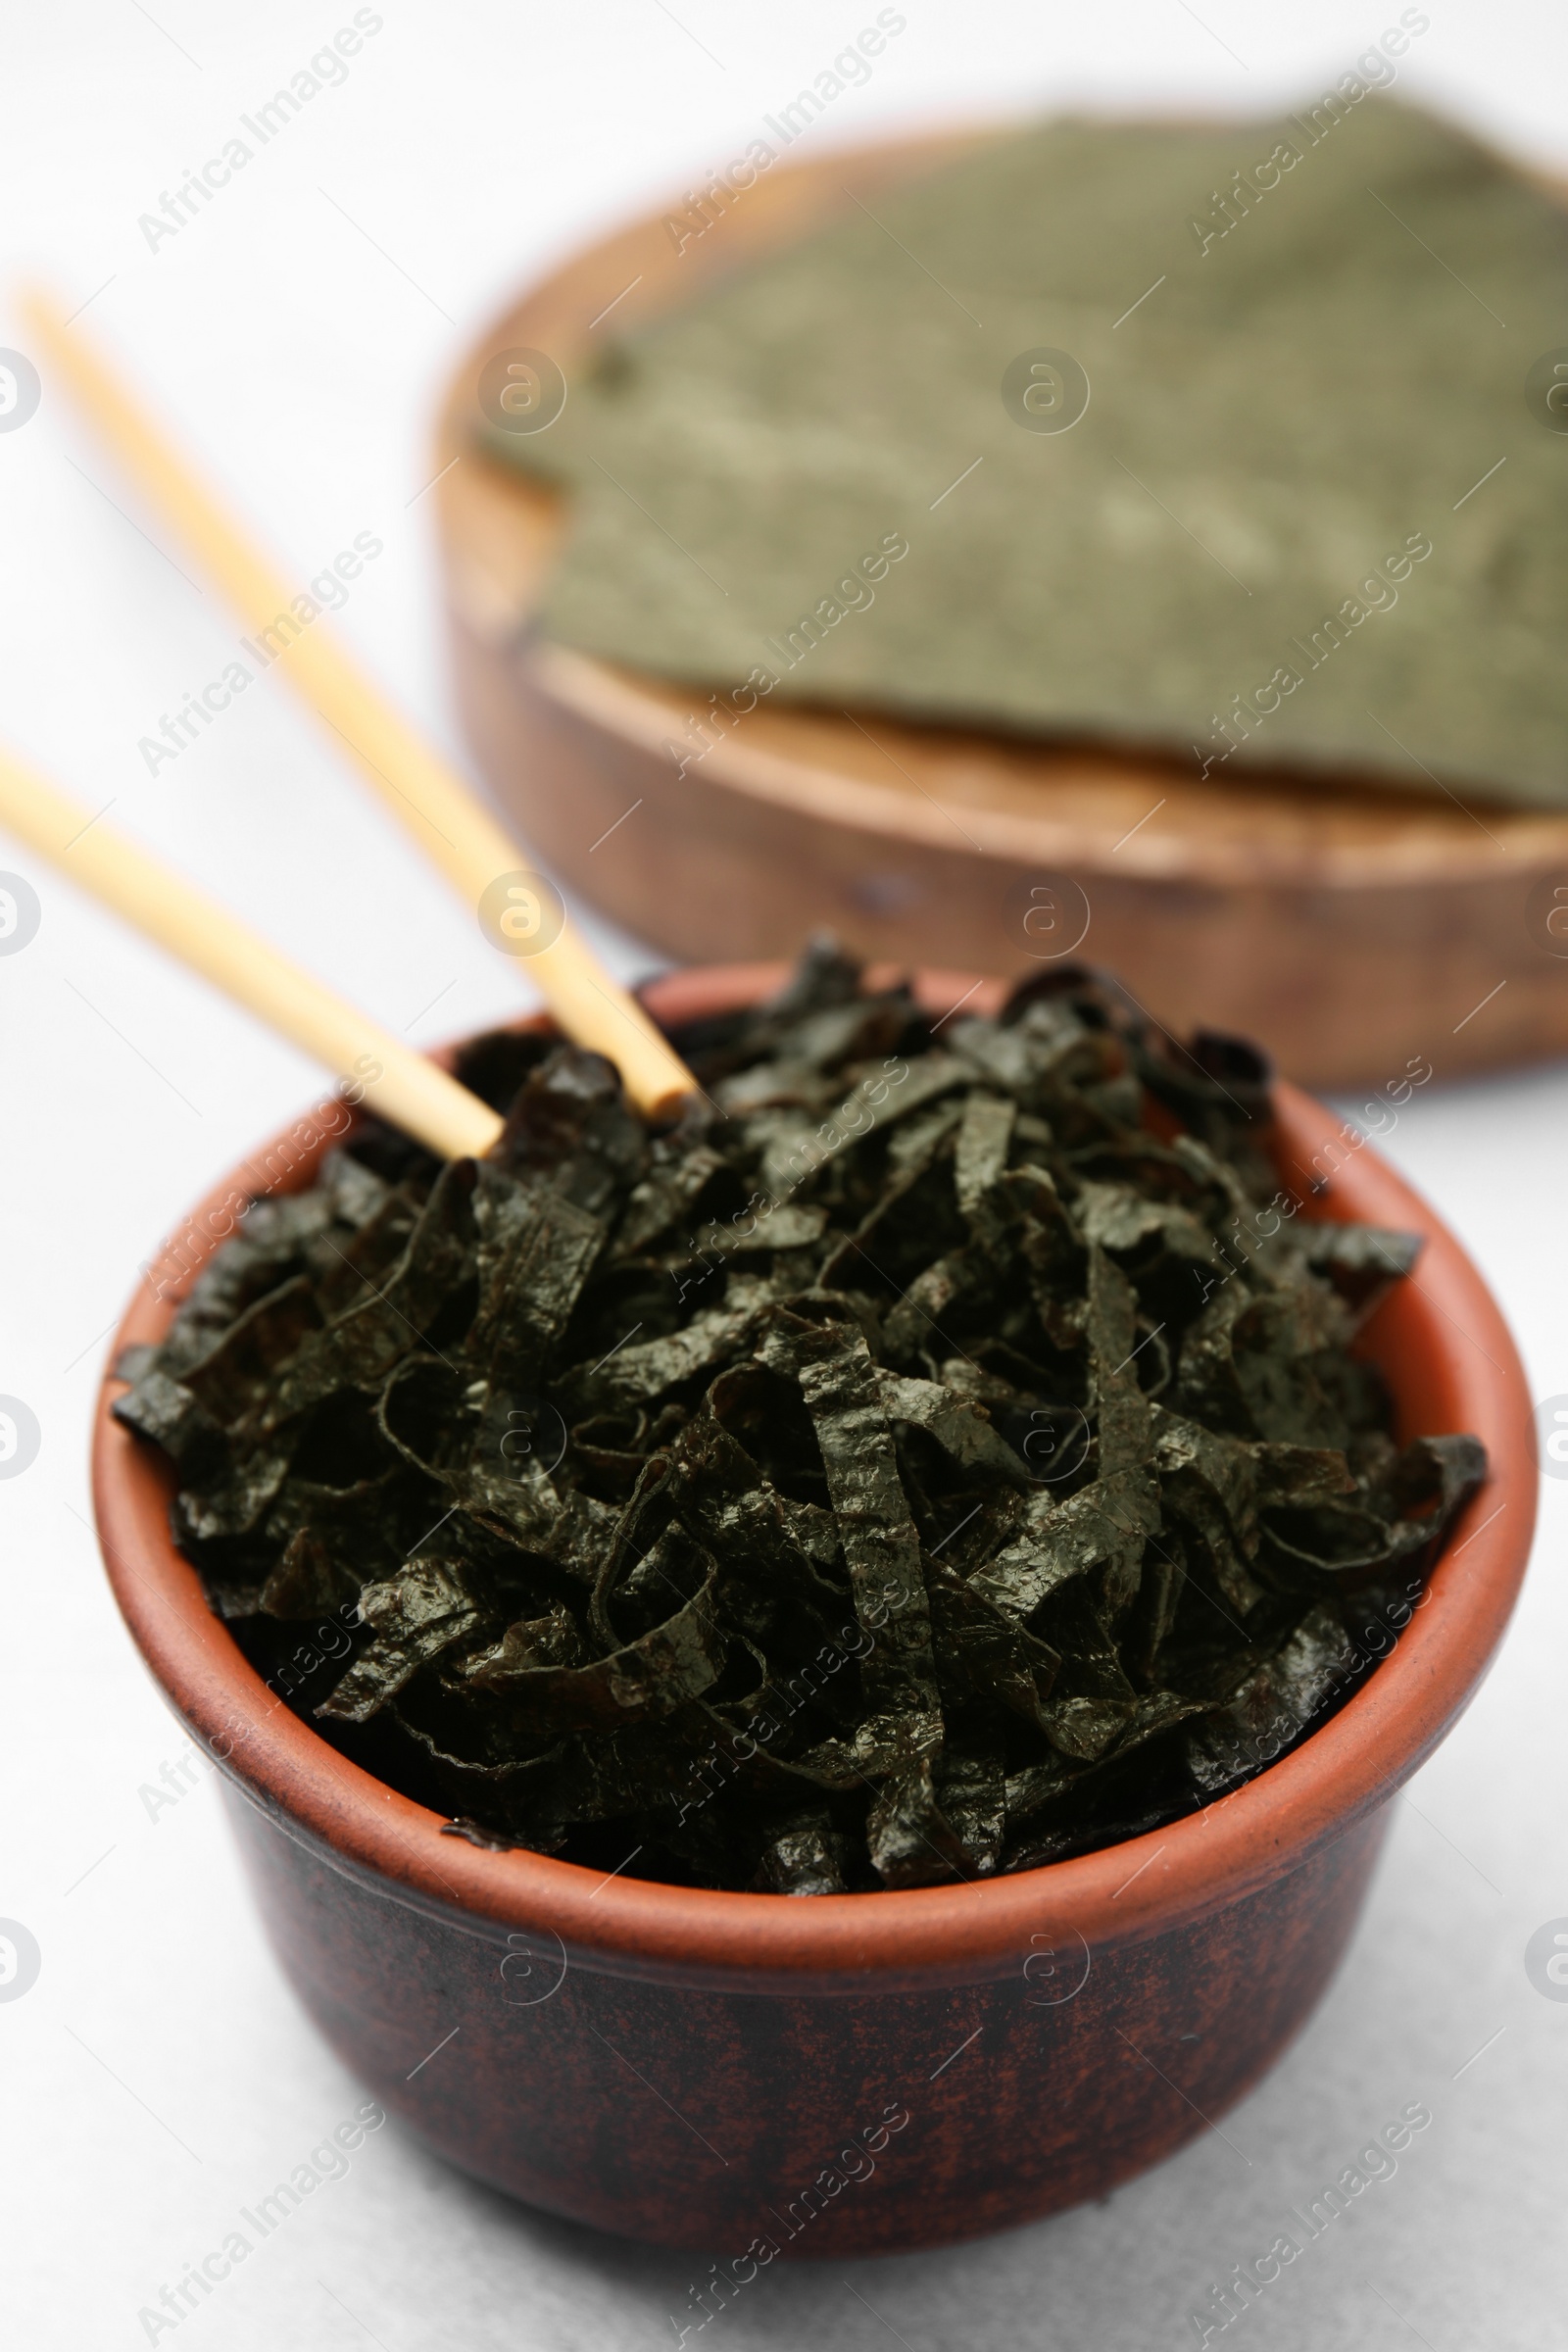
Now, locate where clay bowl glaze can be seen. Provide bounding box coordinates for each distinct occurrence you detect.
[93,965,1534,2257]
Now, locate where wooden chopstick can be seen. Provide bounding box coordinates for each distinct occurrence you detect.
[21,288,697,1124]
[0,744,504,1164]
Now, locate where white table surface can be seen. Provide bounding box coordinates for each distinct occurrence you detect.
[4,5,1567,2344]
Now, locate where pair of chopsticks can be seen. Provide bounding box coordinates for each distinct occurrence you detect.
[0,294,697,1155]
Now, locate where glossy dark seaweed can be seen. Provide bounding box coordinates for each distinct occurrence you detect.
[114,949,1485,1892]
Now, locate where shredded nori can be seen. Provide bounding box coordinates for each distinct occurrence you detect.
[114,947,1485,1892]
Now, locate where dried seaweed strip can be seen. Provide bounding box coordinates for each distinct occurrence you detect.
[752,1815,856,1896]
[1298,1223,1423,1314]
[1186,1602,1356,1798]
[563,1293,765,1416]
[418,1724,570,1844]
[312,1182,419,1320]
[469,1168,605,1391]
[954,1092,1016,1216]
[969,1467,1161,1622]
[260,1529,361,1620]
[865,1758,973,1887]
[1375,1433,1487,1532]
[1028,1582,1140,1761]
[270,1158,479,1420]
[1149,1405,1354,1621]
[880,1246,993,1370]
[112,1364,220,1475]
[494,1047,647,1217]
[458,1559,724,1733]
[761,1308,942,1758]
[179,1277,323,1429]
[928,1566,1061,1729]
[874,1370,1032,1490]
[672,1398,841,1610]
[469,1457,619,1583]
[1074,1178,1214,1271]
[614,1142,730,1257]
[693,1201,828,1262]
[318,1556,485,1724]
[172,1439,299,1547]
[936,1748,1007,1877]
[1086,1246,1152,1631]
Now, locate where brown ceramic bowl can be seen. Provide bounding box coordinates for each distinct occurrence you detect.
[92,965,1534,2258]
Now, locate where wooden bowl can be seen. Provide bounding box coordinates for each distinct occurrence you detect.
[432,128,1568,1093]
[91,966,1534,2254]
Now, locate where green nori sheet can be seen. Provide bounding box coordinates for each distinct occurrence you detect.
[115,948,1485,1891]
[497,98,1568,806]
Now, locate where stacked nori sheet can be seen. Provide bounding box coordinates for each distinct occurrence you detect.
[499,100,1568,804]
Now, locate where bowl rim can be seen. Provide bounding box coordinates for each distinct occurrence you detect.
[91,962,1536,1993]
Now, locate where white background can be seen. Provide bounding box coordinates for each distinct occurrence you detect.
[3,5,1568,2346]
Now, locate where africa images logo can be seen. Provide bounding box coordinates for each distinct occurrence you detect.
[1532,1396,1568,1481]
[1525,1919,1568,2001]
[0,1920,41,2002]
